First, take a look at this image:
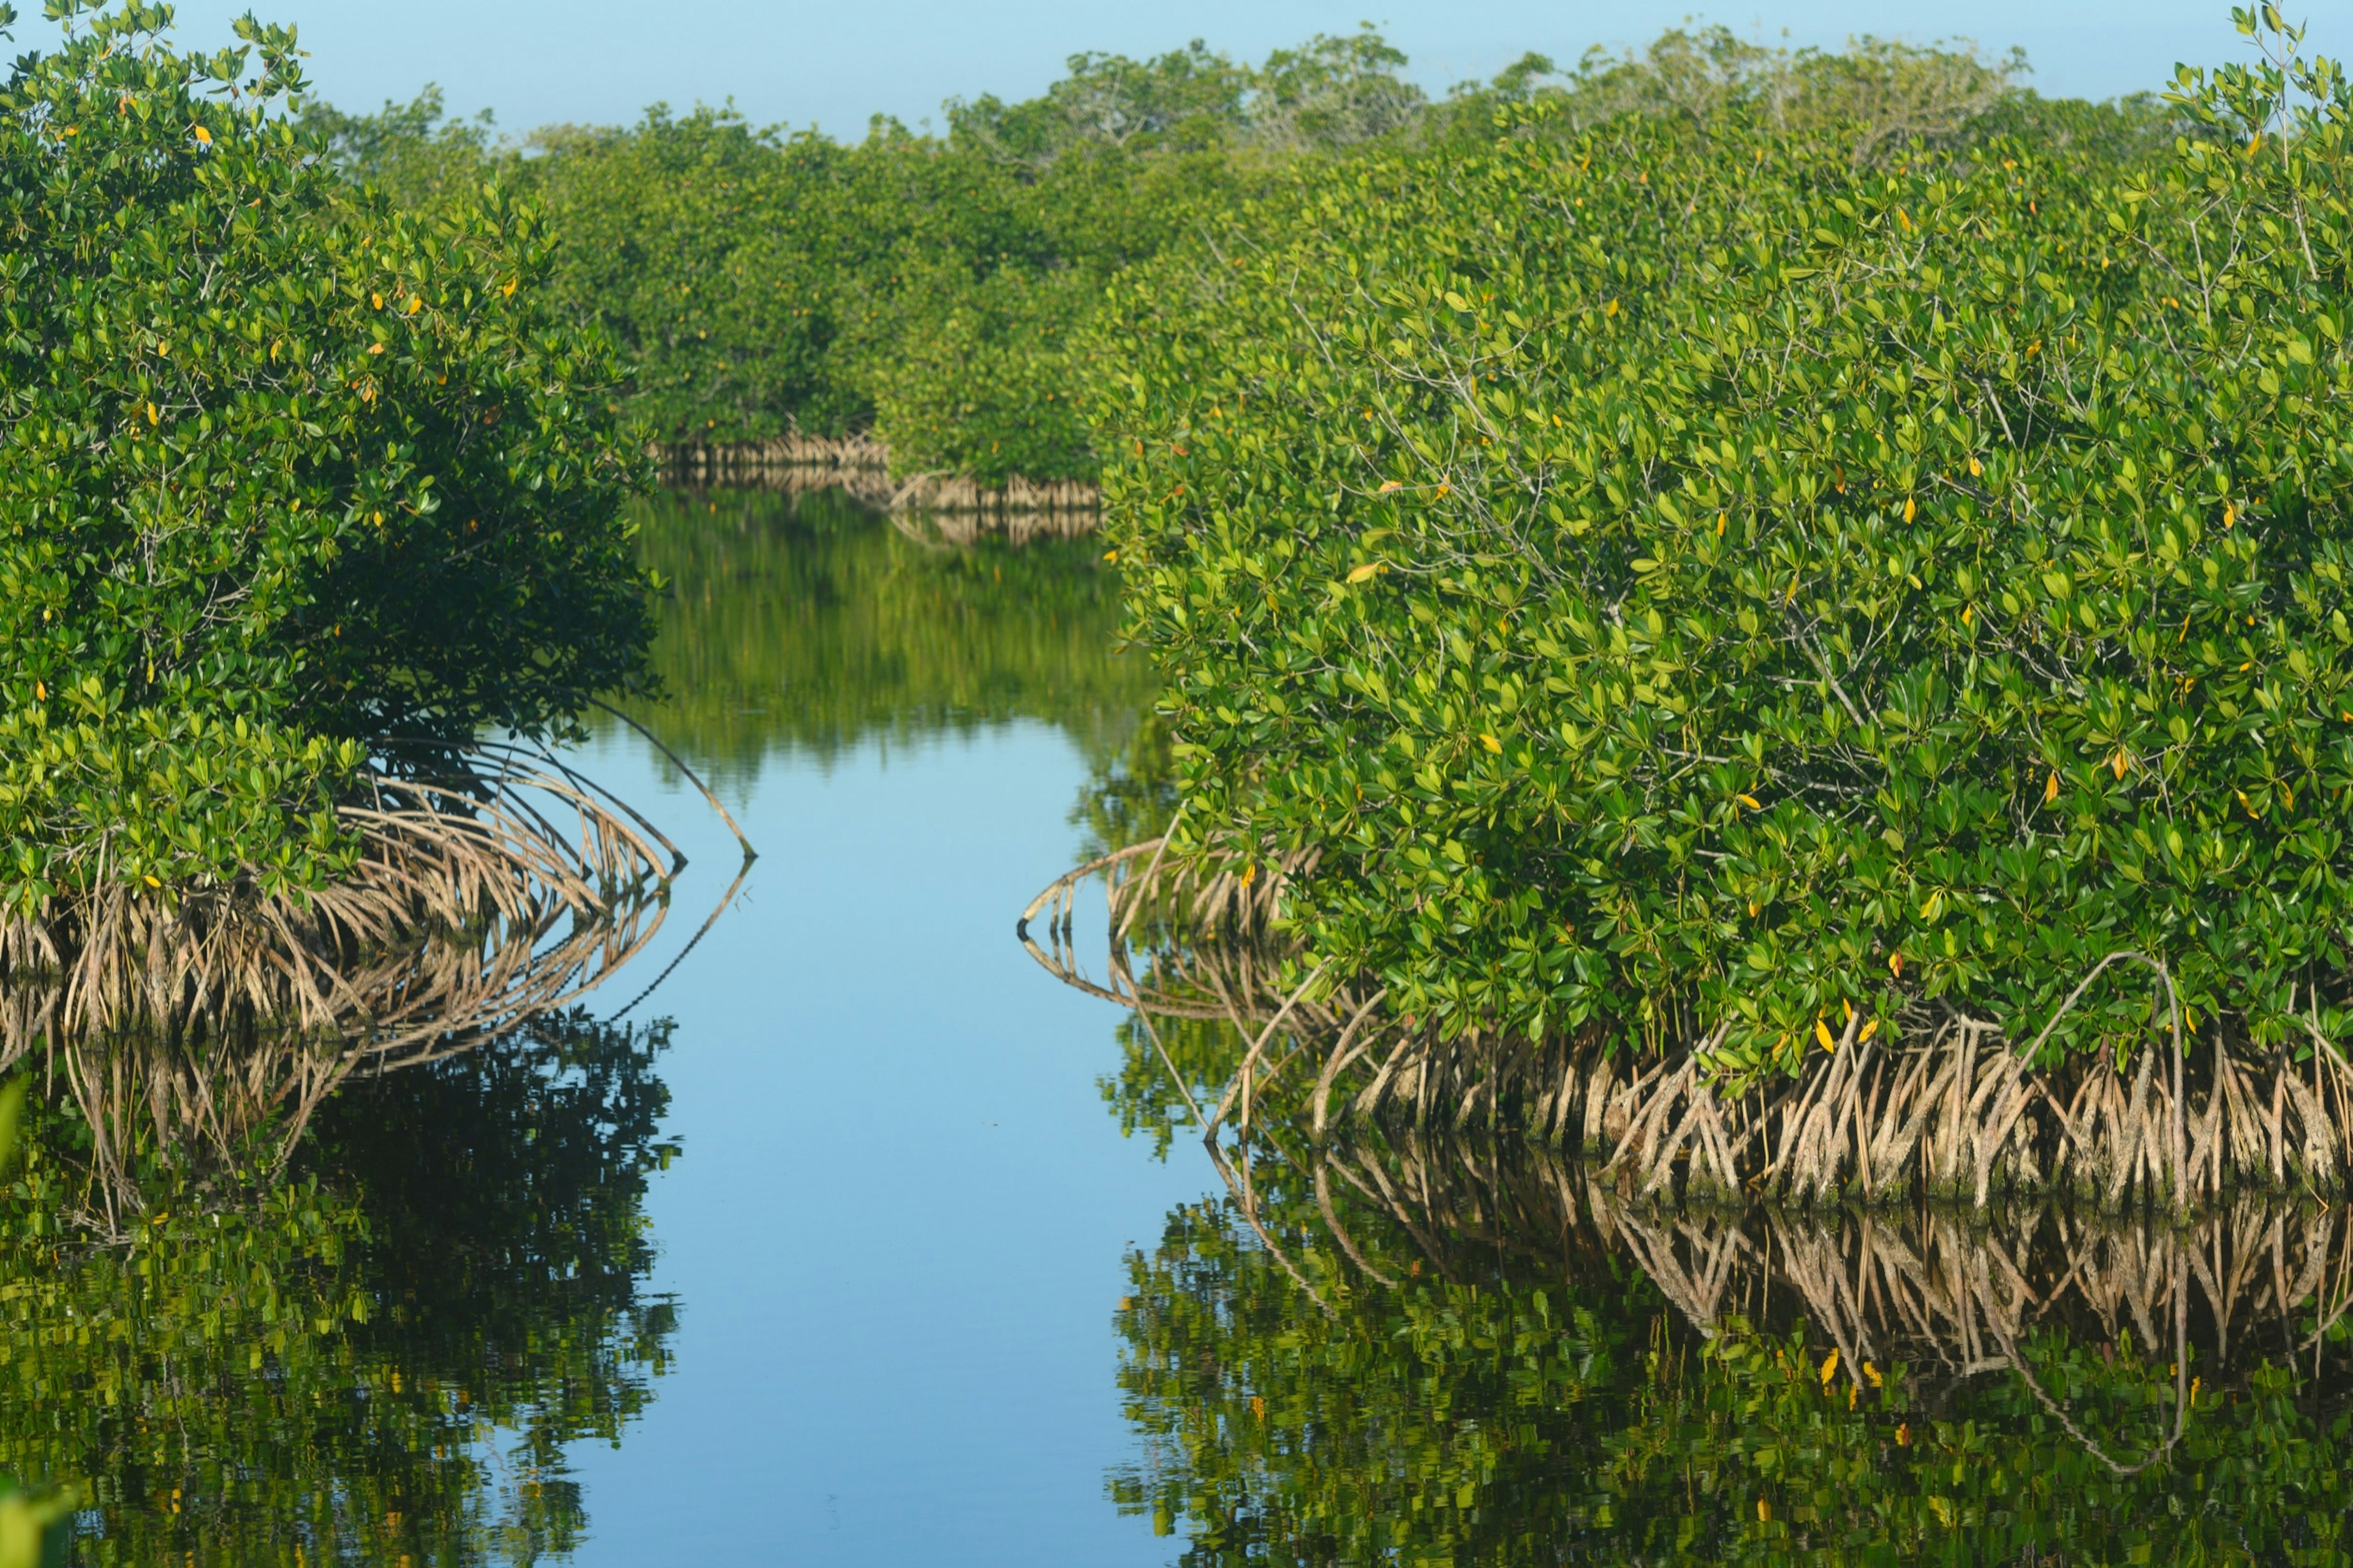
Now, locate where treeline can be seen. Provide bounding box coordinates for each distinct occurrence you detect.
[301,28,2172,485]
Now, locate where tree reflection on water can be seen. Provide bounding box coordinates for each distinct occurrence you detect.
[1112,1126,2353,1564]
[0,1010,676,1567]
[1065,914,2353,1561]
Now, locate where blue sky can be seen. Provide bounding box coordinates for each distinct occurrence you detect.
[17,1,2348,139]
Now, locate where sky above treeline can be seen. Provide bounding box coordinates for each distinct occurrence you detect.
[17,0,2338,138]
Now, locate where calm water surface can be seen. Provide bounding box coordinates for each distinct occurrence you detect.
[565,490,1193,1564]
[15,487,2353,1565]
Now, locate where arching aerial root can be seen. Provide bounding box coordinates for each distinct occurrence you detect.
[1297,1001,2353,1211]
[1023,845,2353,1210]
[0,743,676,1228]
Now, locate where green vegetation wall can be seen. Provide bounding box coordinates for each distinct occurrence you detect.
[307,29,2167,496]
[0,2,654,904]
[1089,16,2353,1078]
[303,30,1673,485]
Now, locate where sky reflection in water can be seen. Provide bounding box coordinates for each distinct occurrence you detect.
[14,485,2353,1564]
[561,487,1189,1565]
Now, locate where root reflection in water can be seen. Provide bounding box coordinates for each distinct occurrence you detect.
[1032,865,2353,1554]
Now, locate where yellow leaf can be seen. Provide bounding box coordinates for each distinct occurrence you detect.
[1904,495,1917,523]
[1961,605,1973,626]
[145,401,157,425]
[502,276,518,298]
[1748,901,1760,917]
[1238,863,1256,888]
[406,295,422,315]
[1890,951,1904,977]
[155,340,168,357]
[1896,1422,1912,1446]
[143,875,160,888]
[1716,511,1726,535]
[1376,480,1403,493]
[1480,733,1502,754]
[2044,771,2060,805]
[1815,1017,1836,1052]
[1864,1360,1883,1387]
[2224,503,2237,528]
[371,292,384,309]
[1968,455,1982,477]
[1819,1347,1840,1385]
[368,342,385,355]
[192,124,211,145]
[1859,1017,1879,1043]
[2110,749,2129,779]
[1757,1499,1772,1523]
[1434,482,1450,497]
[32,683,43,701]
[1347,562,1381,583]
[1737,793,1761,811]
[1102,549,1118,562]
[1604,298,1620,317]
[1841,998,1854,1023]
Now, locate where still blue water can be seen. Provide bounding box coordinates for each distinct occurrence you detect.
[559,719,1192,1566]
[18,487,2338,1564]
[548,491,1188,1563]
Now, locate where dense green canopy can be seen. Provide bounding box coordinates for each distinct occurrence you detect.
[0,0,654,906]
[1091,12,2353,1073]
[305,27,2090,490]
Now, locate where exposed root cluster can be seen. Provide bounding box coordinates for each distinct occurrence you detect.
[1024,842,2353,1208]
[1020,833,1302,954]
[1360,1009,2353,1210]
[659,433,1102,518]
[2,742,678,1224]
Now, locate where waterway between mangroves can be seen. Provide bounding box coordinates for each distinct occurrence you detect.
[13,484,2353,1564]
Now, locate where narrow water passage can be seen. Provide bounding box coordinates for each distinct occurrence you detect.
[559,493,1195,1564]
[561,724,1195,1565]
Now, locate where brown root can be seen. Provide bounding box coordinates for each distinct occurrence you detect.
[5,744,676,1232]
[656,434,1102,520]
[1026,845,2353,1208]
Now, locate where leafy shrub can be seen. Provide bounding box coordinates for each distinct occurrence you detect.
[303,28,2095,490]
[863,262,1101,483]
[515,107,873,445]
[1091,12,2353,1077]
[0,1,654,904]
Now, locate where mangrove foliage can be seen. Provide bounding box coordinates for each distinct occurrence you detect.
[1089,9,2353,1102]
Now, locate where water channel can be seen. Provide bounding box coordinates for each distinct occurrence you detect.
[8,485,2353,1563]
